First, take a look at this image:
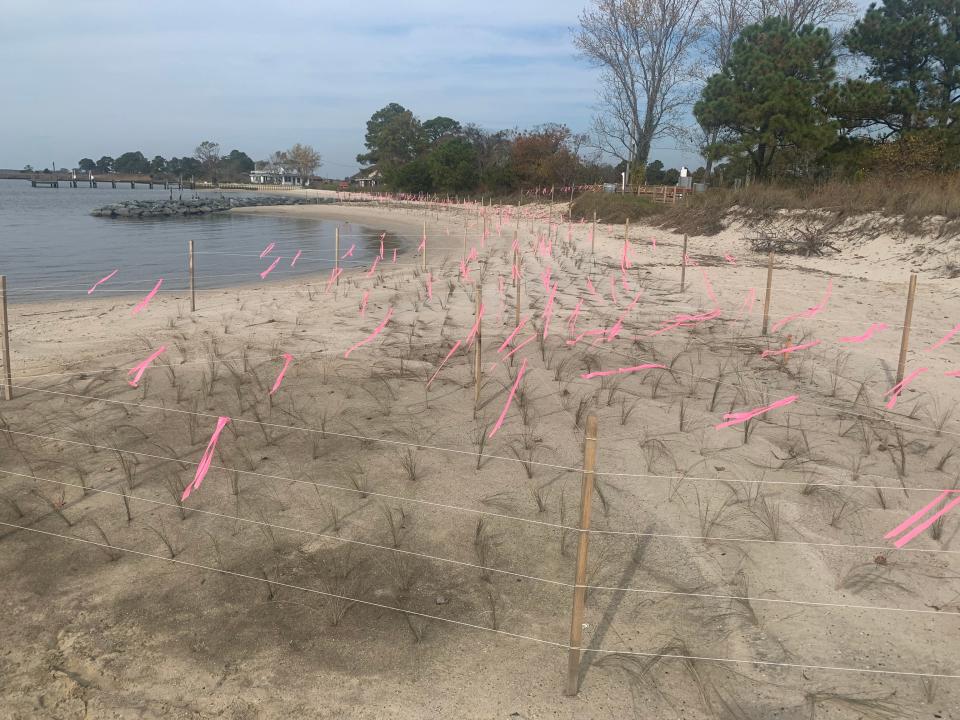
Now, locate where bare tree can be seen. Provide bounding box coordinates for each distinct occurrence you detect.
[194,140,221,179]
[747,0,856,29]
[287,143,322,184]
[575,0,706,178]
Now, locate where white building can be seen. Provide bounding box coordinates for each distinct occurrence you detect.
[249,167,304,185]
[353,168,382,188]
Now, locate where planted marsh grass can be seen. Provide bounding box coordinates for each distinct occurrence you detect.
[3,200,959,717]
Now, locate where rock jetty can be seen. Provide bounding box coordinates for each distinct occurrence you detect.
[91,195,330,218]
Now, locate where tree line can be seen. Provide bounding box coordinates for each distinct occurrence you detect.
[577,0,958,182]
[70,141,322,183]
[354,103,632,194]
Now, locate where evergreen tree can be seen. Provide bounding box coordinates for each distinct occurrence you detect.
[694,18,837,179]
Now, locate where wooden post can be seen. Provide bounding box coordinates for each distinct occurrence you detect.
[513,242,519,289]
[624,218,630,252]
[896,273,918,385]
[334,227,340,285]
[474,285,482,415]
[761,251,774,336]
[188,240,196,312]
[591,210,597,255]
[565,415,599,697]
[1,276,12,400]
[680,234,688,292]
[515,276,521,328]
[422,220,427,272]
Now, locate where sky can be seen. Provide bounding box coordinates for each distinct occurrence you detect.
[0,0,871,176]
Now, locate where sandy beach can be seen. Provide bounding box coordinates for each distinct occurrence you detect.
[2,198,960,719]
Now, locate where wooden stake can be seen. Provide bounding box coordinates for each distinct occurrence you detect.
[334,226,340,284]
[474,285,482,415]
[625,218,630,250]
[680,234,688,292]
[515,275,521,328]
[1,276,12,400]
[591,210,596,255]
[188,239,196,312]
[761,251,774,336]
[565,415,598,697]
[896,273,918,385]
[422,220,427,272]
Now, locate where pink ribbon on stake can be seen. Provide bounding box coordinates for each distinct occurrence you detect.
[883,367,928,409]
[360,290,369,317]
[366,256,380,277]
[181,416,231,501]
[291,250,302,267]
[392,248,397,264]
[542,283,558,339]
[838,322,888,343]
[260,257,281,279]
[581,363,666,380]
[344,307,394,358]
[269,353,293,395]
[499,317,529,353]
[379,233,385,260]
[466,304,485,346]
[131,279,163,315]
[427,341,462,388]
[342,244,355,259]
[127,346,166,387]
[760,339,822,358]
[88,269,118,294]
[926,322,960,352]
[715,395,798,429]
[885,490,960,548]
[426,272,433,300]
[325,267,343,293]
[771,280,832,332]
[259,243,275,259]
[488,358,528,439]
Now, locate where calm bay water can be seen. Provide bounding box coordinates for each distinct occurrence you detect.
[0,179,391,304]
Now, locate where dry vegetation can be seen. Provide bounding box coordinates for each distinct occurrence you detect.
[1,199,959,718]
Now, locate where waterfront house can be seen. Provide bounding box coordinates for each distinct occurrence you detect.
[249,167,304,186]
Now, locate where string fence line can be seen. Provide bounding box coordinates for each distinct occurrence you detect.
[8,467,955,618]
[2,464,954,557]
[4,384,960,498]
[3,520,959,681]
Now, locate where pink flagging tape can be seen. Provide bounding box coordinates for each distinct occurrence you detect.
[260,257,281,280]
[503,334,535,360]
[427,340,462,388]
[651,308,722,336]
[324,267,343,293]
[342,244,355,259]
[360,290,369,317]
[426,272,433,300]
[650,235,657,249]
[927,322,960,352]
[838,322,888,344]
[567,299,583,335]
[499,317,529,353]
[886,491,960,548]
[567,328,606,346]
[466,304,485,347]
[379,233,385,260]
[586,277,599,299]
[88,269,118,294]
[735,288,756,320]
[181,416,230,501]
[542,282,558,339]
[724,254,736,265]
[716,395,798,429]
[291,250,302,267]
[541,266,552,291]
[488,358,528,439]
[392,248,397,264]
[259,243,275,259]
[417,237,426,253]
[761,339,822,358]
[127,346,166,387]
[946,370,960,377]
[366,256,380,277]
[883,367,929,409]
[581,363,666,380]
[701,268,719,305]
[771,279,832,332]
[621,268,630,292]
[344,307,394,358]
[616,291,643,324]
[131,279,163,315]
[467,247,478,262]
[269,353,294,396]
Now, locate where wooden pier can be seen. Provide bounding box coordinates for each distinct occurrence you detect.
[29,177,190,190]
